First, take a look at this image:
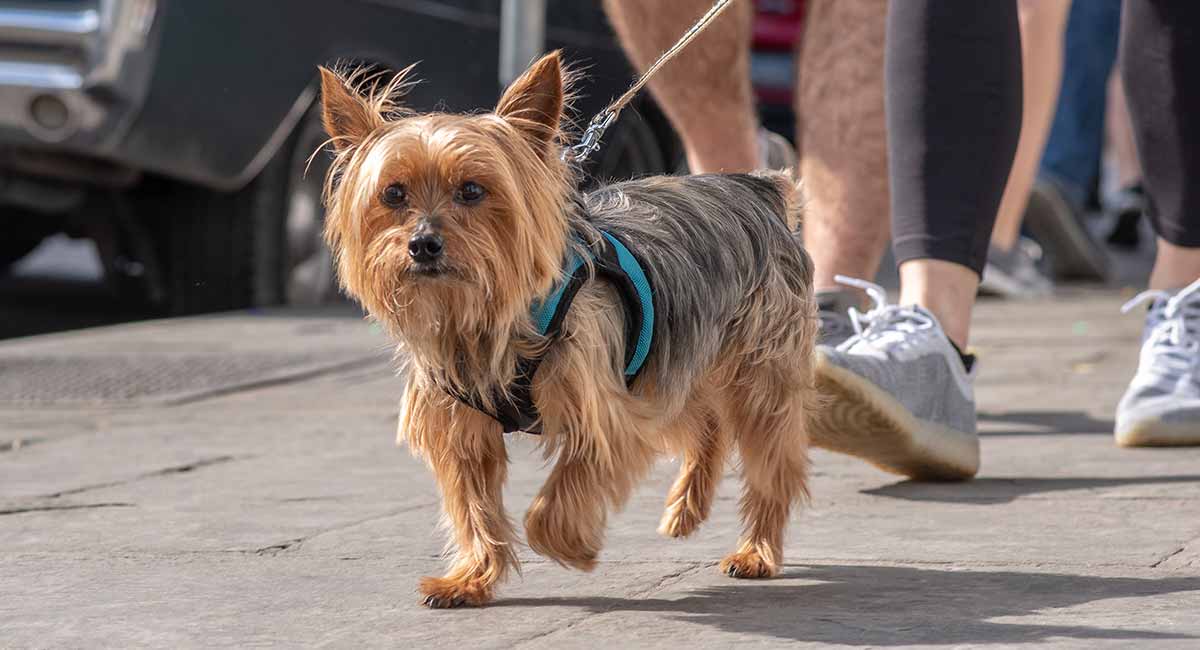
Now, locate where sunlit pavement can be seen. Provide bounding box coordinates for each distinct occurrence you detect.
[2,286,1199,648]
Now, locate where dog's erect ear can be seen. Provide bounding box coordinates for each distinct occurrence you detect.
[495,50,564,151]
[319,66,383,151]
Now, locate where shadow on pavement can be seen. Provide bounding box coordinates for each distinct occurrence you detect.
[497,564,1200,645]
[978,410,1114,436]
[861,475,1200,504]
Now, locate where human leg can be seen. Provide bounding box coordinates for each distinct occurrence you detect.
[797,0,890,302]
[1025,0,1121,279]
[602,0,758,173]
[990,0,1071,253]
[811,0,1022,481]
[887,0,1023,347]
[1114,0,1200,446]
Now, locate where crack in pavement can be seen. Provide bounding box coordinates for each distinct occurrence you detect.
[42,455,244,498]
[514,562,712,648]
[629,562,715,599]
[241,500,439,558]
[255,538,305,556]
[1152,546,1189,568]
[0,502,134,515]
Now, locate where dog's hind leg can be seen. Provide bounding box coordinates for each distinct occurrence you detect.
[401,384,518,608]
[719,362,813,579]
[658,400,729,539]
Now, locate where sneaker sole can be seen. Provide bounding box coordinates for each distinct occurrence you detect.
[811,357,980,481]
[1024,184,1109,282]
[1116,420,1200,447]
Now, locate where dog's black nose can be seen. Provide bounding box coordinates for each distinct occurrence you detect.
[408,233,444,264]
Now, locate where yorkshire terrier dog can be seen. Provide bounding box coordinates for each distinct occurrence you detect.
[319,51,818,608]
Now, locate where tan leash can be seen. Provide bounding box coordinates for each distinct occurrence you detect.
[562,0,739,164]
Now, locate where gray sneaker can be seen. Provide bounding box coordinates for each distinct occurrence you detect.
[980,238,1053,299]
[816,289,859,347]
[811,276,980,480]
[1024,178,1109,281]
[1115,278,1200,447]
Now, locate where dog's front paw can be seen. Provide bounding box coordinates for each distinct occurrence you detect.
[418,575,494,609]
[524,498,601,572]
[657,501,704,539]
[719,550,778,579]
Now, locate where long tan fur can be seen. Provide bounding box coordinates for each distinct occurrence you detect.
[320,51,818,608]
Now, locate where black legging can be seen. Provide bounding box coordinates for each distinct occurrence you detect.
[1122,1,1200,248]
[887,0,1200,275]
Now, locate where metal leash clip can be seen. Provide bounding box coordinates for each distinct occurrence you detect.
[562,109,618,164]
[560,0,735,166]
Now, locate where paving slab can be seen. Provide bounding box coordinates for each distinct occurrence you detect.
[2,291,1199,648]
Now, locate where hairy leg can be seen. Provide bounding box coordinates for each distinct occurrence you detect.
[400,385,518,608]
[798,0,891,294]
[603,0,758,172]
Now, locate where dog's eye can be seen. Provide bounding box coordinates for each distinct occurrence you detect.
[454,181,486,205]
[380,183,407,208]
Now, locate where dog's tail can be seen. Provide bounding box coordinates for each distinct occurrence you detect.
[751,168,805,234]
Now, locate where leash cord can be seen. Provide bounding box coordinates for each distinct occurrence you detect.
[562,0,738,164]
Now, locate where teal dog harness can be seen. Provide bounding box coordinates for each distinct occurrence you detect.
[440,229,655,433]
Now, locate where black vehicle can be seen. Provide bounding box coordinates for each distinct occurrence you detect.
[0,1,678,313]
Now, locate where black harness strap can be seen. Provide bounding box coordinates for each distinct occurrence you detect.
[438,230,652,434]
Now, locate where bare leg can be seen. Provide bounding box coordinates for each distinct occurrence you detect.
[798,0,891,294]
[1149,241,1200,291]
[991,0,1071,252]
[603,0,758,173]
[1106,74,1143,190]
[898,259,979,348]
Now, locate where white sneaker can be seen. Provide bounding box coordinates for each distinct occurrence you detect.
[1115,278,1200,447]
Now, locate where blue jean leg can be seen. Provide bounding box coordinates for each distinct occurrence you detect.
[1038,0,1122,206]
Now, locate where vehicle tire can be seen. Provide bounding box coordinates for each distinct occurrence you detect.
[282,107,341,305]
[134,140,289,315]
[137,95,676,315]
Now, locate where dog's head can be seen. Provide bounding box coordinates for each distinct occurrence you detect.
[318,52,575,347]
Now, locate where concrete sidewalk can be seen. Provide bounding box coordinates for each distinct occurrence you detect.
[2,290,1199,648]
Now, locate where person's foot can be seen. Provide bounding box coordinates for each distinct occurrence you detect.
[980,238,1053,299]
[1024,178,1110,282]
[810,277,980,481]
[816,289,858,347]
[1115,278,1200,447]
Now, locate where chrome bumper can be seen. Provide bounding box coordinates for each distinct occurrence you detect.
[0,0,158,144]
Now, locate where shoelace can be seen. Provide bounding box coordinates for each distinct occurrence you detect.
[833,275,936,354]
[1121,277,1200,375]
